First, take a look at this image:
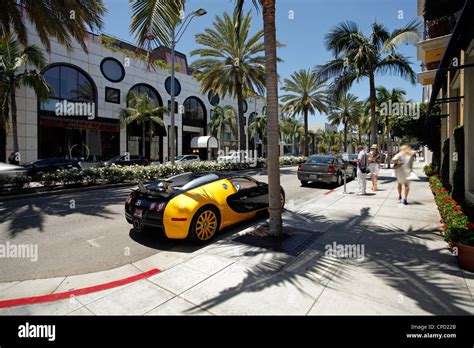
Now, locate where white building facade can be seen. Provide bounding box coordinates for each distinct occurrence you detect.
[6,21,266,163]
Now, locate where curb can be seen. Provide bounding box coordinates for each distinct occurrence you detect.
[0,268,160,309]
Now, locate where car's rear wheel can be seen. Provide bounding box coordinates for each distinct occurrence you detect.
[300,180,309,186]
[189,206,220,244]
[336,173,342,187]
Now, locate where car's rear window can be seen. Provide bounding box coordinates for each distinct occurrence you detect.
[306,156,334,164]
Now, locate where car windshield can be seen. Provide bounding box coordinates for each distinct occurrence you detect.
[307,156,334,164]
[107,155,123,162]
[181,173,220,190]
[175,156,185,161]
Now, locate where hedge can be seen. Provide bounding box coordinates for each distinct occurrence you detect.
[0,157,308,192]
[452,126,464,202]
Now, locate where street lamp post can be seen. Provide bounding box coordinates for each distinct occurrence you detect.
[169,8,207,164]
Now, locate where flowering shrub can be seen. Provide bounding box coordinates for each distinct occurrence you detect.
[279,156,307,166]
[423,163,436,177]
[429,175,474,246]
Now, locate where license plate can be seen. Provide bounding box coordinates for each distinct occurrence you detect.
[134,209,143,218]
[310,174,319,179]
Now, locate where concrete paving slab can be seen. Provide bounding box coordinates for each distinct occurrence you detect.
[145,297,212,315]
[308,287,411,315]
[375,206,441,222]
[74,282,137,306]
[0,297,83,315]
[67,306,95,315]
[181,262,324,315]
[53,264,142,293]
[147,264,209,294]
[131,250,193,273]
[85,279,174,315]
[182,254,234,276]
[0,277,65,301]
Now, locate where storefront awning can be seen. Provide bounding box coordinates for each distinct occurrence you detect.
[190,136,218,149]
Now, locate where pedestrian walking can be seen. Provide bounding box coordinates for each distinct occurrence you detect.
[368,144,381,191]
[391,144,415,205]
[354,144,368,195]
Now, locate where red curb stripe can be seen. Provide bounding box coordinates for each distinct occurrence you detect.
[0,268,160,309]
[324,189,335,195]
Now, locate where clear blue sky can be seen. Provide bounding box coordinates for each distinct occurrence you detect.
[101,0,421,125]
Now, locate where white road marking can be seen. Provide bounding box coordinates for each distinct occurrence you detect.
[86,236,105,248]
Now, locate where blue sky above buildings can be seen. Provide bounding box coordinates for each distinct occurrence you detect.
[101,0,421,125]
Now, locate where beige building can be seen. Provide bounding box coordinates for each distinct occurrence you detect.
[416,0,474,203]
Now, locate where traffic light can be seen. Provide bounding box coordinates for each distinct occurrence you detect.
[377,124,384,135]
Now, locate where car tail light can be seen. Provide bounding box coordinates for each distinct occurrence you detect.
[328,165,336,174]
[297,164,302,171]
[150,202,167,212]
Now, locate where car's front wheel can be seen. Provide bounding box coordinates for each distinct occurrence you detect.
[189,206,220,244]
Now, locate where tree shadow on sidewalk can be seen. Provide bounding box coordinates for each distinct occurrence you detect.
[183,207,472,315]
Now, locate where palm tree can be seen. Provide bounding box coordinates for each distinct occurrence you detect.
[209,105,237,151]
[120,92,168,157]
[0,35,51,155]
[249,113,268,156]
[1,0,106,53]
[317,20,420,146]
[280,115,304,155]
[281,68,329,157]
[327,92,362,153]
[376,86,406,166]
[191,11,265,151]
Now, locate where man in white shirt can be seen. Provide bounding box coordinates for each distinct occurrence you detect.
[355,145,368,195]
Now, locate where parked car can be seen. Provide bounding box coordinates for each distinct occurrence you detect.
[0,162,28,180]
[100,155,149,167]
[297,155,356,186]
[174,155,200,163]
[125,172,285,243]
[23,158,82,176]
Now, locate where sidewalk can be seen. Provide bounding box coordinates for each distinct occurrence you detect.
[1,162,473,315]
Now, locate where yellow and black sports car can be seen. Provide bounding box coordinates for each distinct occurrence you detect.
[125,172,285,243]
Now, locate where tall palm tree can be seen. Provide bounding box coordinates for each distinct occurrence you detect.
[281,68,329,157]
[191,11,266,151]
[209,105,237,151]
[0,35,51,155]
[327,92,362,153]
[280,115,303,155]
[249,113,268,156]
[120,92,168,157]
[376,86,406,166]
[1,0,106,53]
[317,20,420,146]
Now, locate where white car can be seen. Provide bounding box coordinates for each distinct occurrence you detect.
[175,155,200,163]
[0,162,28,180]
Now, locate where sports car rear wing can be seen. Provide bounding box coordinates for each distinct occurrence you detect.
[137,179,174,198]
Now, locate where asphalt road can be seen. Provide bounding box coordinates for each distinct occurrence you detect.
[0,166,339,282]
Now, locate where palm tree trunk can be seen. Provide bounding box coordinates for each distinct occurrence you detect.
[0,111,6,162]
[303,108,309,156]
[386,115,392,168]
[235,77,246,152]
[142,123,146,157]
[343,119,348,153]
[262,0,282,238]
[369,73,377,146]
[10,84,19,153]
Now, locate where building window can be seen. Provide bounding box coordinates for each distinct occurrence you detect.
[164,76,181,96]
[183,97,206,126]
[100,57,125,82]
[208,91,220,106]
[105,87,120,104]
[127,84,163,108]
[40,64,96,115]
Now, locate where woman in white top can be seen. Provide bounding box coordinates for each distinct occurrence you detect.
[368,144,381,191]
[391,145,414,205]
